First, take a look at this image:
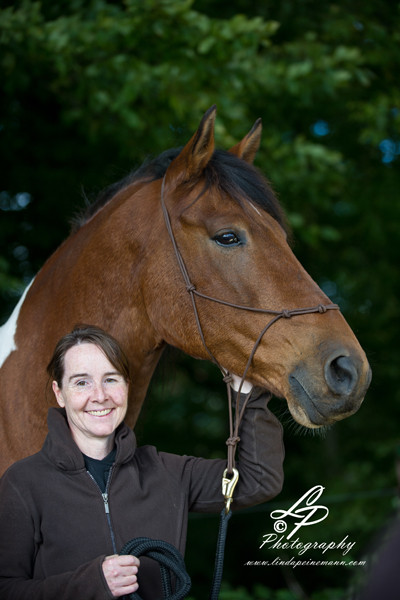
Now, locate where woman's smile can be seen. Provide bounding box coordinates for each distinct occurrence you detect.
[86,408,115,417]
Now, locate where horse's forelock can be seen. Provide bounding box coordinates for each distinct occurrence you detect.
[204,150,289,234]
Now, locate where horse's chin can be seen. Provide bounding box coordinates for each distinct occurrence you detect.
[286,393,363,429]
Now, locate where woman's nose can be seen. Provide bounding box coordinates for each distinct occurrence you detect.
[92,381,107,400]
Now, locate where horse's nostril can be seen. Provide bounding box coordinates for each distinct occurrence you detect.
[325,355,358,396]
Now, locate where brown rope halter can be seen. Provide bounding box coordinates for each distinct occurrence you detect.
[160,176,339,492]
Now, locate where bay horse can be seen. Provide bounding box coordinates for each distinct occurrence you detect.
[0,106,371,474]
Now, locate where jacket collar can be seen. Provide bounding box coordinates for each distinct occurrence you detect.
[42,407,137,472]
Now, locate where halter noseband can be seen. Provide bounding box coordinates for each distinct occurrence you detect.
[160,175,339,482]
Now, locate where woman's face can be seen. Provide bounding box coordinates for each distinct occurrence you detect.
[52,343,129,448]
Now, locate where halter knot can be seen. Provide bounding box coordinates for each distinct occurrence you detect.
[223,374,233,385]
[282,309,292,318]
[186,283,196,293]
[318,304,327,313]
[226,436,240,447]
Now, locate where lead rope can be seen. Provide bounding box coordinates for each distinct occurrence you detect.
[141,176,340,599]
[120,538,191,600]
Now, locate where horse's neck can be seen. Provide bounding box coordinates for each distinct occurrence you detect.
[0,183,165,442]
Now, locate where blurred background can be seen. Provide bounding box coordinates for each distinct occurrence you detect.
[1,1,399,598]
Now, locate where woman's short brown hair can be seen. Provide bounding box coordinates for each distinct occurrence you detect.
[47,325,130,388]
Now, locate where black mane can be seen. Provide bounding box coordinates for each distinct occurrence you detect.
[72,147,288,233]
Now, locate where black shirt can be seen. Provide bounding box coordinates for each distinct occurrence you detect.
[83,447,117,493]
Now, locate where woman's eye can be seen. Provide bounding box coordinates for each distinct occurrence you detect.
[104,375,124,385]
[213,231,241,247]
[74,380,91,389]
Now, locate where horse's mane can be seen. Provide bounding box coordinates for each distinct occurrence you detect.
[72,147,289,234]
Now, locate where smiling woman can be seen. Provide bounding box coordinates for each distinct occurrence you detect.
[0,324,284,600]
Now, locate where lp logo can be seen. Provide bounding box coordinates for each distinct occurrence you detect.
[270,485,329,539]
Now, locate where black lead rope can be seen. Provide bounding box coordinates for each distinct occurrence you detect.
[120,537,191,600]
[120,508,232,600]
[208,508,233,600]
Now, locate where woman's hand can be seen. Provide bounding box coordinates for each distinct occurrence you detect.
[102,554,140,598]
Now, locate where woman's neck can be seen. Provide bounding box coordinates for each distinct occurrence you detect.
[72,431,115,460]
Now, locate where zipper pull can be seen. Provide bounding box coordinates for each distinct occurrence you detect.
[102,493,110,514]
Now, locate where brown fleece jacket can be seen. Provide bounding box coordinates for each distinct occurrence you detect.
[0,389,284,599]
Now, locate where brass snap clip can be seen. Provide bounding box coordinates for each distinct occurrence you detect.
[222,468,239,514]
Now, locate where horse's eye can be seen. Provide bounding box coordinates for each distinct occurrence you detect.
[213,231,241,247]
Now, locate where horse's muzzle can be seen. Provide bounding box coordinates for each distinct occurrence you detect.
[288,351,372,427]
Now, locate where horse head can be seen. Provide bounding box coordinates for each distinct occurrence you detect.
[145,106,371,428]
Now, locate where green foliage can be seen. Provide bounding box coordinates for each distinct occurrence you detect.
[1,0,399,597]
[186,582,346,599]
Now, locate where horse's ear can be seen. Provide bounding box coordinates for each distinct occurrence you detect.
[165,105,216,185]
[229,118,262,164]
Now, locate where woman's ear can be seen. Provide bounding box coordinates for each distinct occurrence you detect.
[52,381,65,408]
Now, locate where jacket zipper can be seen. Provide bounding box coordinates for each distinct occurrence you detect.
[87,468,118,554]
[102,492,110,514]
